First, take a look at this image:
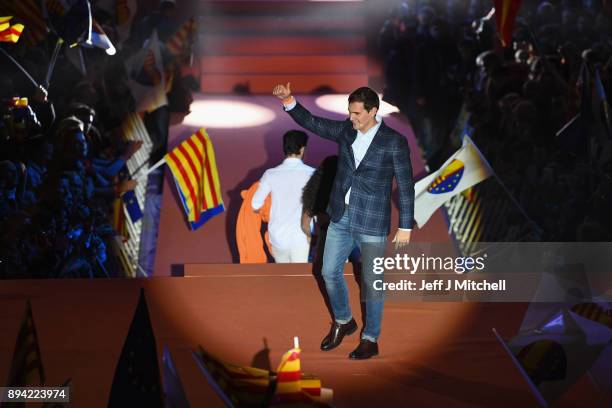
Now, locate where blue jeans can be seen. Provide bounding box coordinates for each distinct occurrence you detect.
[321,208,386,342]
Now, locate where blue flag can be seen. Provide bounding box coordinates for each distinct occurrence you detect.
[122,189,143,223]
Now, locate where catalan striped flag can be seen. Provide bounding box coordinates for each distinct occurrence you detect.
[166,17,196,58]
[165,128,224,230]
[5,301,46,387]
[126,30,168,113]
[0,15,11,30]
[0,0,47,45]
[0,16,24,43]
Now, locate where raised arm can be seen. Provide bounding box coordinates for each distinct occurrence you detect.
[272,82,347,143]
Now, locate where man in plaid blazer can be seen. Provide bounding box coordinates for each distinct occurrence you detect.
[273,83,415,359]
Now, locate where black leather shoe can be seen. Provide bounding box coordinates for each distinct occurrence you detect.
[320,318,357,351]
[348,339,379,359]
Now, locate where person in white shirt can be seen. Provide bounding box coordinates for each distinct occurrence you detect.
[251,130,315,263]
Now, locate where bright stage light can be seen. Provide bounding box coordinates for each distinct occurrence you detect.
[183,99,277,128]
[315,94,400,117]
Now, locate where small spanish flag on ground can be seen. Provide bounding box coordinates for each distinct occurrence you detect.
[270,337,331,406]
[193,338,333,407]
[0,16,24,43]
[165,128,225,230]
[166,17,196,58]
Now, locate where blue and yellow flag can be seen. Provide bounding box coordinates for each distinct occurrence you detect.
[165,128,224,230]
[414,136,493,228]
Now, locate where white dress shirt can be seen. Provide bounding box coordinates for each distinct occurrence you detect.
[252,157,315,250]
[345,117,382,204]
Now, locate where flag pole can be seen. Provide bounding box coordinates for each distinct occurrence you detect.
[0,46,40,89]
[134,157,167,180]
[45,38,64,88]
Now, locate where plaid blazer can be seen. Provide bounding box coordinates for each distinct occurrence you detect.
[287,102,415,236]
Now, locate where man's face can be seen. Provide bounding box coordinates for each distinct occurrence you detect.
[348,101,377,131]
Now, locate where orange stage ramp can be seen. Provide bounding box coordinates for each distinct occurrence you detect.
[0,265,600,407]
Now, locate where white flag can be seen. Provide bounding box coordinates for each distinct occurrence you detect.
[414,136,493,227]
[125,30,168,113]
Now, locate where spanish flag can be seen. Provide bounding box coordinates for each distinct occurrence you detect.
[270,337,331,406]
[0,16,24,43]
[493,0,523,47]
[165,128,224,230]
[193,345,272,407]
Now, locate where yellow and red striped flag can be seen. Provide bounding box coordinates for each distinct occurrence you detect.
[194,339,333,407]
[0,15,13,32]
[166,17,196,58]
[270,338,331,406]
[165,128,224,230]
[0,1,47,45]
[5,301,45,387]
[493,0,523,47]
[0,16,24,43]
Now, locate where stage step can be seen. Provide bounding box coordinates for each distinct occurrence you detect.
[199,1,365,16]
[199,15,364,34]
[198,0,367,94]
[200,35,366,56]
[201,55,367,74]
[200,73,368,93]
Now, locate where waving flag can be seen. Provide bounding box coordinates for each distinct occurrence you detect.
[165,128,224,230]
[494,308,611,407]
[414,136,493,227]
[0,1,47,45]
[493,0,523,47]
[0,16,24,43]
[84,20,116,55]
[125,30,168,113]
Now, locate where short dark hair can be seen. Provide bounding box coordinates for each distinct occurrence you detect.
[348,87,379,112]
[69,103,96,119]
[283,130,308,156]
